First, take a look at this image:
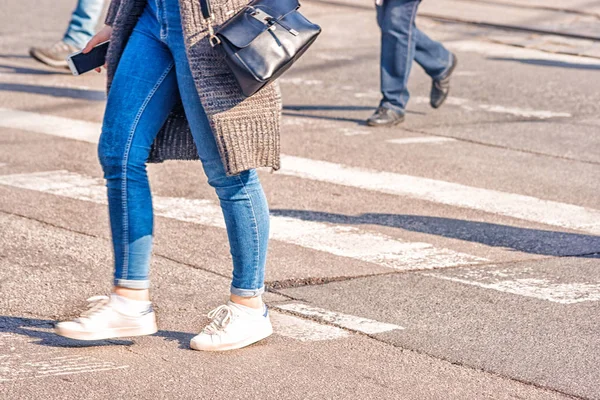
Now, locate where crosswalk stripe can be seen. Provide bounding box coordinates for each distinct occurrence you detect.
[2,108,596,234]
[0,170,485,271]
[274,303,404,334]
[447,40,600,67]
[0,108,100,144]
[386,137,456,145]
[422,268,600,304]
[270,311,351,341]
[413,96,572,119]
[279,155,600,235]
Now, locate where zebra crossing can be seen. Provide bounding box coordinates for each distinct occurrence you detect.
[0,105,599,347]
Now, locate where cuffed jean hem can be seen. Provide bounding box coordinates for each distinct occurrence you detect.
[430,52,454,81]
[230,285,265,297]
[62,36,88,49]
[379,100,407,115]
[114,278,150,289]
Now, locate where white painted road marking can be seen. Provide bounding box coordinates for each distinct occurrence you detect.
[447,40,600,67]
[423,268,600,304]
[274,303,404,334]
[270,311,351,341]
[1,108,597,233]
[412,96,571,119]
[2,109,598,234]
[0,108,100,143]
[279,78,323,86]
[386,137,457,145]
[0,336,128,382]
[352,94,571,119]
[279,155,600,235]
[0,170,485,271]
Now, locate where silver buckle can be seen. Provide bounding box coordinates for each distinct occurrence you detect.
[207,20,221,47]
[249,8,273,24]
[209,35,221,47]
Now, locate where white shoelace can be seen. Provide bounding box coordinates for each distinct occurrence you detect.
[203,305,234,335]
[75,296,111,322]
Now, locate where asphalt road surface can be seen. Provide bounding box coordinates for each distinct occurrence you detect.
[1,0,599,399]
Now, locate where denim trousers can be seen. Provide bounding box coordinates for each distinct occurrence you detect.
[63,0,106,48]
[377,0,453,113]
[98,0,270,297]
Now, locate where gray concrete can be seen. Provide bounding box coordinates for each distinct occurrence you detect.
[279,258,600,399]
[1,0,599,398]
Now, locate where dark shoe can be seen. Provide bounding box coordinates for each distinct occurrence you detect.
[29,40,79,68]
[366,106,405,127]
[430,53,457,109]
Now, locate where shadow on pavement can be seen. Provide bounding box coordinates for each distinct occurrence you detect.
[0,316,133,347]
[283,105,425,124]
[0,54,31,59]
[0,83,106,101]
[0,63,68,75]
[285,105,375,111]
[154,330,196,349]
[0,316,199,349]
[283,111,367,124]
[270,209,600,257]
[487,57,600,71]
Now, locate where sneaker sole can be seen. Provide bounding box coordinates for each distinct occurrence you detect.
[366,117,404,127]
[189,325,273,352]
[55,323,158,341]
[29,49,70,68]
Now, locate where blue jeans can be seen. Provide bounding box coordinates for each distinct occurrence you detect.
[63,0,105,49]
[377,0,453,113]
[98,0,269,297]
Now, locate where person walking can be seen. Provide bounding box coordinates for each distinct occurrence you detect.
[54,0,281,351]
[367,0,458,127]
[30,0,106,68]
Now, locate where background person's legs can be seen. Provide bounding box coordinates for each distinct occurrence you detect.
[29,0,105,67]
[377,0,421,114]
[414,28,453,80]
[62,0,106,49]
[413,28,457,108]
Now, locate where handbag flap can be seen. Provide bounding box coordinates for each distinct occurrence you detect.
[217,0,300,49]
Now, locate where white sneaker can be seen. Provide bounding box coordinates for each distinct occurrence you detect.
[55,295,158,341]
[190,301,273,351]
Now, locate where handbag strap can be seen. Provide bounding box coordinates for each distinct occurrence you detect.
[199,0,222,46]
[200,0,212,20]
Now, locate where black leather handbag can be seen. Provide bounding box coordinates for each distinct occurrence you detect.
[200,0,321,97]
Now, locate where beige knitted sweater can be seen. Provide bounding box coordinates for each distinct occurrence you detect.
[105,0,281,175]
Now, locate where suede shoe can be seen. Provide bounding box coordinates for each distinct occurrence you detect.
[430,53,458,109]
[29,40,79,69]
[366,106,405,127]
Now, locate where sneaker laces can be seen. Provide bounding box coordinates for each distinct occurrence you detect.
[76,295,111,322]
[46,40,70,52]
[203,304,234,334]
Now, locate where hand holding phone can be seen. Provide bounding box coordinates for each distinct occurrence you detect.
[67,25,112,75]
[67,41,110,75]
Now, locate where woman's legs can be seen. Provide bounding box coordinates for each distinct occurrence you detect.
[163,0,270,309]
[54,24,179,341]
[99,23,179,296]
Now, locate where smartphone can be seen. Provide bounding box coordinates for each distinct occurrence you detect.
[66,41,110,76]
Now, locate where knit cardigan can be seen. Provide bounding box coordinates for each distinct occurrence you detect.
[104,0,281,175]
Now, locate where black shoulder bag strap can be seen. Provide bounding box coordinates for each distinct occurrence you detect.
[200,0,212,19]
[199,0,222,46]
